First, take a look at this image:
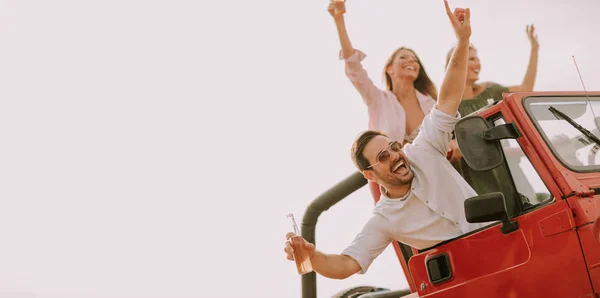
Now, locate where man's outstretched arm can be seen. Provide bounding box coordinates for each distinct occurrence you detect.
[284,232,360,279]
[309,251,361,279]
[438,0,471,116]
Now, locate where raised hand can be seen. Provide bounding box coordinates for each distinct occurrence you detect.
[526,24,539,49]
[444,0,471,42]
[327,0,346,18]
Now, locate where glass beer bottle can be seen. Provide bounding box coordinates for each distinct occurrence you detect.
[287,213,313,275]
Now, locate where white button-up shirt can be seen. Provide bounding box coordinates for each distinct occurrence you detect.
[341,106,488,274]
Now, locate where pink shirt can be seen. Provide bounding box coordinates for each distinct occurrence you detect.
[341,49,437,142]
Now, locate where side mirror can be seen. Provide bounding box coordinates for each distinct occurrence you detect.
[464,192,519,234]
[454,116,503,171]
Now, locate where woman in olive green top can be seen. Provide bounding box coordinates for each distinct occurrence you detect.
[445,25,540,196]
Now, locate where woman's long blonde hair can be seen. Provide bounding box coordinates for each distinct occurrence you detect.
[383,47,438,100]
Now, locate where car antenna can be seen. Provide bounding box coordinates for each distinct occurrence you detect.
[572,55,599,130]
[572,56,591,101]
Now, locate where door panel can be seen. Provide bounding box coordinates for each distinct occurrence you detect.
[408,201,593,298]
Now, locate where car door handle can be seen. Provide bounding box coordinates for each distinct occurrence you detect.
[426,253,453,284]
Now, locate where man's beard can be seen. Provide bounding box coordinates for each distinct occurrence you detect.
[375,168,414,186]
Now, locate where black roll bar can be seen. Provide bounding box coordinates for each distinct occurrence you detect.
[300,171,368,298]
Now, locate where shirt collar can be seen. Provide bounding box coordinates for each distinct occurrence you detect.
[380,185,412,201]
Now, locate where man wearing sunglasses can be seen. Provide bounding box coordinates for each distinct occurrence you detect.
[285,1,486,280]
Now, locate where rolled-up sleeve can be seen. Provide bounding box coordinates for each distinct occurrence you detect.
[412,106,461,156]
[340,216,391,274]
[340,49,381,108]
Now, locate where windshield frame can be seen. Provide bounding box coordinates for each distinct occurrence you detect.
[523,95,600,173]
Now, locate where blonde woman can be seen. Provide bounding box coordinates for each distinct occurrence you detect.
[329,0,438,145]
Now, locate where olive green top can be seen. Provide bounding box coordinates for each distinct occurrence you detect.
[458,83,509,116]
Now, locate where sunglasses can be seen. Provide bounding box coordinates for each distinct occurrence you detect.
[365,141,402,169]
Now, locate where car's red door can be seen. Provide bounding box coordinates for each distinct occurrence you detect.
[407,199,594,297]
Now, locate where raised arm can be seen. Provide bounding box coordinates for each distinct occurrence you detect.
[437,0,471,116]
[508,25,539,92]
[284,233,360,279]
[410,1,471,155]
[328,0,381,106]
[328,0,354,59]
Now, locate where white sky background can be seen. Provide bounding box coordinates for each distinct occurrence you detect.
[0,0,599,297]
